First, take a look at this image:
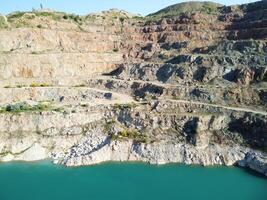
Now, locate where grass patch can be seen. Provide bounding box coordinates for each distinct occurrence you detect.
[0,15,8,28]
[132,16,144,20]
[7,12,26,21]
[74,84,87,87]
[104,119,116,133]
[4,84,28,88]
[16,84,27,88]
[147,1,221,19]
[29,82,51,87]
[63,14,83,24]
[34,11,62,21]
[111,129,148,143]
[0,102,51,114]
[3,85,11,88]
[7,11,66,24]
[113,102,137,110]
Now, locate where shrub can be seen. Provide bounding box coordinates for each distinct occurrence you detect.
[113,103,137,110]
[132,16,143,20]
[104,120,116,133]
[74,84,86,87]
[16,84,26,88]
[111,129,148,143]
[0,101,63,114]
[30,82,50,87]
[0,15,8,29]
[113,48,119,52]
[1,102,51,113]
[119,17,125,23]
[24,13,35,20]
[7,12,26,21]
[63,15,68,20]
[65,14,83,24]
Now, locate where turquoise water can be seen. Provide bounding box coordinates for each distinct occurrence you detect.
[0,162,266,200]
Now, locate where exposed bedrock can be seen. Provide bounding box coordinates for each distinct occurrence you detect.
[58,105,267,176]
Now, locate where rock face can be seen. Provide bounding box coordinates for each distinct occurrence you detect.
[0,1,266,176]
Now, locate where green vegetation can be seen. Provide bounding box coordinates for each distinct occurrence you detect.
[79,103,89,108]
[6,10,83,26]
[3,85,11,88]
[0,15,8,29]
[113,48,119,52]
[29,82,51,87]
[119,17,125,32]
[0,102,51,114]
[23,13,36,20]
[7,12,31,27]
[34,11,62,21]
[147,1,222,19]
[62,14,83,24]
[74,84,87,87]
[16,84,27,88]
[3,83,48,88]
[119,17,125,23]
[84,9,138,27]
[7,12,26,21]
[3,9,138,29]
[132,16,144,20]
[111,129,148,143]
[113,103,137,110]
[104,119,116,133]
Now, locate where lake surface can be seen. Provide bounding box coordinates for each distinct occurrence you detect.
[0,161,266,200]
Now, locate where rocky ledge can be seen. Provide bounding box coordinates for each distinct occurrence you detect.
[59,132,267,177]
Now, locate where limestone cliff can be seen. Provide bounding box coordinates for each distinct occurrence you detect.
[0,1,266,176]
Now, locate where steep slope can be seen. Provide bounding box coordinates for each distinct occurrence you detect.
[148,1,222,17]
[0,10,126,86]
[0,1,266,176]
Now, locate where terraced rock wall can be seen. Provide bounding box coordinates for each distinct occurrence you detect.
[0,1,266,176]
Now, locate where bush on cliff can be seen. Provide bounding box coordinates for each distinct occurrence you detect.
[111,129,148,143]
[0,102,57,113]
